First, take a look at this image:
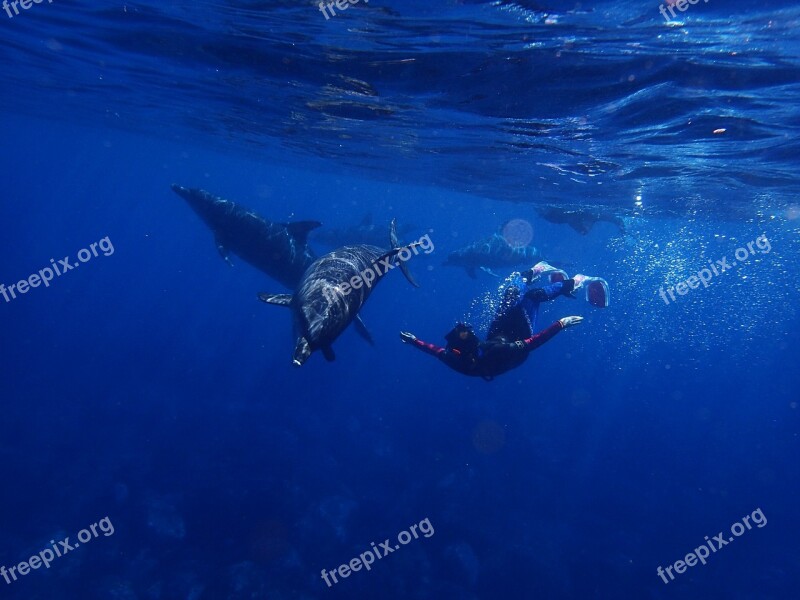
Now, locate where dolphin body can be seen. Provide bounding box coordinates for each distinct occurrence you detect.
[312,214,416,248]
[444,233,540,279]
[171,185,321,289]
[536,206,626,236]
[259,220,419,366]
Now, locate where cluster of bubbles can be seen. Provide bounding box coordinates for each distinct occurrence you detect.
[462,271,530,336]
[605,214,794,370]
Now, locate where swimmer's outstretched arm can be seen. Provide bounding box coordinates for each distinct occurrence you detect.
[399,332,445,357]
[521,316,583,352]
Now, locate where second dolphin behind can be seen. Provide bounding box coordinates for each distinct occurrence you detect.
[171,184,321,289]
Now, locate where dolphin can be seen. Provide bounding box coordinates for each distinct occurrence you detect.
[312,214,417,248]
[536,206,626,236]
[259,220,420,366]
[171,185,321,289]
[444,233,540,279]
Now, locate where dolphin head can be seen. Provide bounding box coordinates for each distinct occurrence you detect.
[292,336,312,367]
[171,184,221,227]
[442,251,463,267]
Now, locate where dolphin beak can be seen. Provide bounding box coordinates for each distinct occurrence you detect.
[170,184,192,202]
[292,336,311,367]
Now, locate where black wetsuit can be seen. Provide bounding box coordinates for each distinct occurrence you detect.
[406,280,571,380]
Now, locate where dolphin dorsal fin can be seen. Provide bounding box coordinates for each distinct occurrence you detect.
[284,221,322,245]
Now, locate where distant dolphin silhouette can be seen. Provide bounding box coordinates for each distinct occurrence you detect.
[312,214,417,247]
[171,185,321,289]
[536,206,626,236]
[444,233,540,279]
[259,220,422,366]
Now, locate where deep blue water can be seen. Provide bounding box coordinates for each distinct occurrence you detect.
[2,1,799,599]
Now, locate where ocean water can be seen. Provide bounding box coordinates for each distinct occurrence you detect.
[1,1,799,599]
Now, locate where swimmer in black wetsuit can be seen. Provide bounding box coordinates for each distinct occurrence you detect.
[400,262,608,381]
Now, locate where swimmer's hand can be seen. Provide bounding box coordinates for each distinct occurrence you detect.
[399,331,417,344]
[559,316,584,328]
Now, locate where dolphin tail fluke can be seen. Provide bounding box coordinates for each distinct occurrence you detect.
[389,218,420,288]
[284,221,322,245]
[258,293,292,306]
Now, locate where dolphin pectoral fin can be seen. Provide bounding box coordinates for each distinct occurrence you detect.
[321,345,336,362]
[215,238,233,266]
[353,315,375,346]
[480,267,501,277]
[284,221,322,245]
[293,337,311,366]
[465,267,477,279]
[258,293,293,306]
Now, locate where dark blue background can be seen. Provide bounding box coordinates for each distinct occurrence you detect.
[2,0,800,598]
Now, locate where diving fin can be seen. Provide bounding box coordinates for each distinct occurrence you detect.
[529,261,567,285]
[321,345,336,362]
[573,275,610,308]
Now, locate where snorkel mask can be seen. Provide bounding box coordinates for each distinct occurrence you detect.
[444,322,480,355]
